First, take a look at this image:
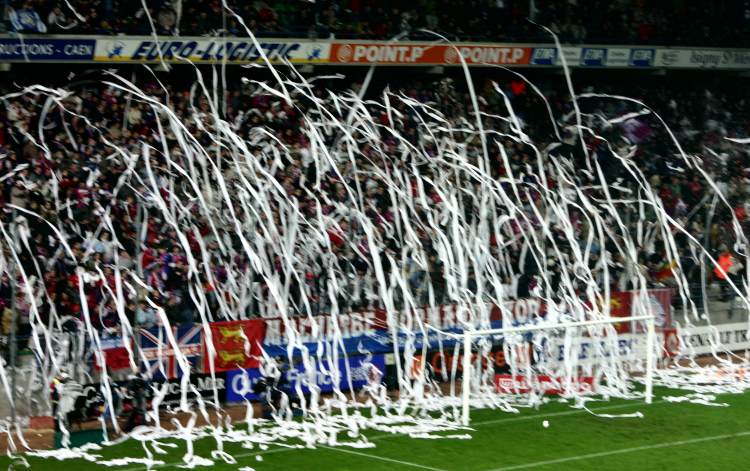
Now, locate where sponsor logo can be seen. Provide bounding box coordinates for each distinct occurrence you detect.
[307,46,323,60]
[331,43,529,65]
[605,48,630,66]
[450,46,527,64]
[336,44,353,62]
[106,40,125,59]
[723,50,750,66]
[444,46,460,63]
[126,40,303,62]
[0,39,94,60]
[581,48,607,66]
[690,50,722,68]
[225,355,385,402]
[629,48,655,66]
[657,49,750,69]
[660,50,680,66]
[351,44,427,63]
[227,369,264,401]
[0,43,53,56]
[531,47,557,65]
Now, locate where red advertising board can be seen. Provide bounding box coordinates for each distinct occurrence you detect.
[204,319,265,372]
[330,42,531,65]
[494,374,595,394]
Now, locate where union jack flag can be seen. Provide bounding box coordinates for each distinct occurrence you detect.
[139,324,203,380]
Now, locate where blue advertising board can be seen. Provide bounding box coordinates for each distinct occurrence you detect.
[580,48,607,66]
[226,354,386,402]
[629,48,656,67]
[0,38,95,61]
[530,47,557,65]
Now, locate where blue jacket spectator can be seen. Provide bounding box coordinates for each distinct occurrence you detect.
[8,2,47,33]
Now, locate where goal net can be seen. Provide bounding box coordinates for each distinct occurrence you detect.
[450,314,657,425]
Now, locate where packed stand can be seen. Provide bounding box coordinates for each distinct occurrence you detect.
[2,0,749,46]
[0,68,747,359]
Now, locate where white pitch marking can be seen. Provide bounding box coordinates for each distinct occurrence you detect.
[319,445,448,471]
[487,430,750,471]
[119,400,662,470]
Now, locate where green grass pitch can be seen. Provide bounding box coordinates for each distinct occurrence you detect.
[6,388,750,470]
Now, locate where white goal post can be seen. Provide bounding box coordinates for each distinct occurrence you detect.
[459,314,657,426]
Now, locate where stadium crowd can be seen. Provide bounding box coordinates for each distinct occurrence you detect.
[2,0,748,46]
[0,66,748,351]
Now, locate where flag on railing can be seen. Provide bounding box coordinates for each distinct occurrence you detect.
[139,324,203,379]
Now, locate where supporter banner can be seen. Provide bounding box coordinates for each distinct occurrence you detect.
[675,322,750,355]
[91,335,132,372]
[93,37,330,63]
[225,354,385,402]
[330,42,531,65]
[93,346,132,371]
[204,319,265,372]
[261,299,549,356]
[541,331,660,368]
[411,330,660,381]
[261,291,670,356]
[78,372,226,413]
[0,38,94,61]
[151,372,227,403]
[494,374,595,394]
[410,345,509,380]
[139,324,203,379]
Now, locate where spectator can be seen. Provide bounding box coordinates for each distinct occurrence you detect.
[0,62,748,373]
[47,4,77,32]
[1,0,745,46]
[135,301,158,329]
[8,1,47,33]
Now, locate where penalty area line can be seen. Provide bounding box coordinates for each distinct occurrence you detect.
[319,445,448,471]
[487,430,750,471]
